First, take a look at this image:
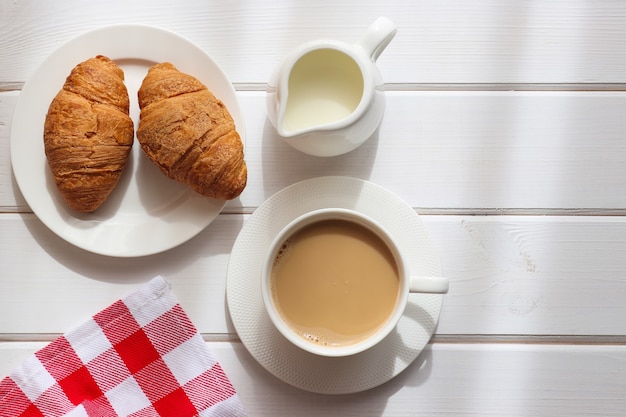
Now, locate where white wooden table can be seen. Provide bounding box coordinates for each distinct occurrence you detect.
[2,1,626,415]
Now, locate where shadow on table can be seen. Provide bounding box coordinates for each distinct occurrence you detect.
[260,118,380,198]
[21,210,244,284]
[226,293,438,416]
[230,337,434,417]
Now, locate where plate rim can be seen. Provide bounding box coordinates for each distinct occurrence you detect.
[10,24,244,257]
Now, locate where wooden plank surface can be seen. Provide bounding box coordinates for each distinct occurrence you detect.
[2,214,626,337]
[3,90,626,212]
[2,0,626,84]
[2,1,626,415]
[2,342,626,416]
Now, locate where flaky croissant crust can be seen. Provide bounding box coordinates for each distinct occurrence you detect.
[136,62,247,200]
[44,55,134,213]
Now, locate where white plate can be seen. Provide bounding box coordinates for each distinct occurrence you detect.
[226,176,444,394]
[10,25,245,257]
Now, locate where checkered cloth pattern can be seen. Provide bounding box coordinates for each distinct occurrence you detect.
[0,276,246,417]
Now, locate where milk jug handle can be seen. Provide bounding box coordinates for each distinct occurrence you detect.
[357,17,397,61]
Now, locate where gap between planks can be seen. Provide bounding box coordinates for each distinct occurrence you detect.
[222,207,626,217]
[3,82,626,93]
[2,333,625,346]
[237,83,626,92]
[4,208,626,217]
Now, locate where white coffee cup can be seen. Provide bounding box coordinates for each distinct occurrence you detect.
[261,208,449,357]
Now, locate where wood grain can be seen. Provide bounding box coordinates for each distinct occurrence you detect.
[1,0,626,84]
[2,1,626,414]
[2,342,625,416]
[3,90,626,212]
[2,214,626,337]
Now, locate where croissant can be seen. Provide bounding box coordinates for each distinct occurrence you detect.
[136,62,247,200]
[44,55,134,213]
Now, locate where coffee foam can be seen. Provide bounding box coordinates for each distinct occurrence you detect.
[272,238,291,269]
[292,324,382,348]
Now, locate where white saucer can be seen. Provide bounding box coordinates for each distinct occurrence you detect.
[226,176,443,394]
[10,25,244,257]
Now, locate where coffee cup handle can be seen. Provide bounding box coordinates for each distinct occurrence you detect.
[409,276,450,294]
[357,16,398,61]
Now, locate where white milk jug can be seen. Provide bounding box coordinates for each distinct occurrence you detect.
[267,17,397,157]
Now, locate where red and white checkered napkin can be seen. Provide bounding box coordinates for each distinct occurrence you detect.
[0,276,247,417]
